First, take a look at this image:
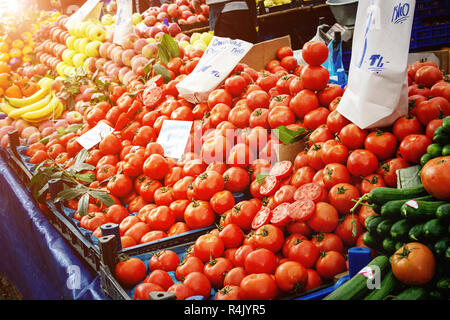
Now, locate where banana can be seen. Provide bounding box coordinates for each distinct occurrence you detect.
[52,100,65,120]
[6,78,53,108]
[21,96,61,122]
[7,93,53,120]
[0,100,18,115]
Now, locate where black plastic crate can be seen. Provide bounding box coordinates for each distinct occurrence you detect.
[410,21,450,50]
[414,0,450,21]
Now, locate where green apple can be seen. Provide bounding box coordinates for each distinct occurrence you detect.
[200,32,213,46]
[193,40,207,51]
[72,52,86,68]
[147,38,157,44]
[132,13,142,25]
[79,21,91,38]
[84,41,101,57]
[88,26,106,42]
[76,38,90,54]
[65,35,76,50]
[190,32,201,45]
[101,14,114,25]
[179,40,190,49]
[62,49,76,65]
[56,61,66,76]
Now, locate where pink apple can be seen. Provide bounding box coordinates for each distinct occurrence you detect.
[122,34,139,50]
[201,4,209,16]
[0,117,12,127]
[84,57,97,73]
[111,46,124,64]
[149,26,162,38]
[157,12,169,21]
[27,132,41,145]
[179,5,190,12]
[142,43,158,59]
[123,70,138,85]
[119,66,131,83]
[167,4,180,18]
[121,49,136,67]
[131,56,149,74]
[1,135,8,148]
[21,126,40,139]
[55,119,69,128]
[133,38,149,53]
[99,42,111,58]
[96,57,108,71]
[41,126,56,137]
[160,3,169,12]
[0,126,14,141]
[154,32,166,42]
[181,10,193,20]
[186,15,199,24]
[38,120,54,132]
[198,14,207,22]
[168,23,181,37]
[65,111,83,124]
[144,15,157,26]
[107,43,118,59]
[178,18,187,25]
[14,120,29,135]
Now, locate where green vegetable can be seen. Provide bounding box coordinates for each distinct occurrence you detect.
[420,153,433,166]
[436,203,450,221]
[446,246,450,261]
[390,219,412,240]
[441,116,450,133]
[434,237,450,256]
[394,241,404,251]
[423,219,447,240]
[442,144,450,156]
[427,290,443,300]
[408,223,425,241]
[427,143,443,158]
[377,219,395,237]
[400,200,447,221]
[363,185,428,206]
[362,231,379,249]
[323,256,390,300]
[364,270,397,300]
[436,277,450,291]
[394,287,427,300]
[366,216,385,234]
[433,126,450,145]
[382,238,396,253]
[380,195,433,219]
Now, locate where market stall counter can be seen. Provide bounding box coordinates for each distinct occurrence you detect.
[0,151,108,300]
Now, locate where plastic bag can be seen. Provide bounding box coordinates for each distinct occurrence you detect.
[113,0,134,47]
[65,0,102,30]
[323,39,347,88]
[337,0,416,129]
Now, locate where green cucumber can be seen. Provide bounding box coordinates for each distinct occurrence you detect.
[364,270,397,300]
[423,219,447,240]
[364,185,428,206]
[441,116,450,133]
[436,277,450,291]
[362,231,379,249]
[420,153,433,166]
[427,290,443,300]
[442,144,450,156]
[434,237,450,256]
[394,287,427,300]
[408,223,426,241]
[436,203,450,221]
[427,143,443,158]
[377,219,395,237]
[433,130,450,145]
[380,195,434,219]
[400,200,447,221]
[390,219,412,240]
[366,216,385,234]
[323,256,390,300]
[446,246,450,261]
[382,238,396,253]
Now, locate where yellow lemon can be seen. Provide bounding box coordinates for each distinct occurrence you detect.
[9,48,22,58]
[22,46,33,56]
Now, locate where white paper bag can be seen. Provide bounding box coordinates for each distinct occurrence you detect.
[176,37,254,104]
[113,0,134,47]
[65,0,101,30]
[337,0,416,129]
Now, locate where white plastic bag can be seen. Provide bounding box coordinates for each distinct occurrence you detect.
[113,0,134,47]
[337,0,416,129]
[176,36,254,104]
[65,0,101,30]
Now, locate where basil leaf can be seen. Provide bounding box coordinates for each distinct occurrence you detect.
[153,64,172,83]
[273,126,308,145]
[157,44,170,65]
[88,190,115,207]
[161,34,180,58]
[256,172,269,185]
[77,193,90,217]
[54,186,85,203]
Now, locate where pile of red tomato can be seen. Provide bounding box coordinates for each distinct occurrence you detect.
[27,37,450,300]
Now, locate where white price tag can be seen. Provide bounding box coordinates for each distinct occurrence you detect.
[358,266,374,280]
[176,36,254,104]
[76,122,115,150]
[65,0,101,29]
[156,120,193,159]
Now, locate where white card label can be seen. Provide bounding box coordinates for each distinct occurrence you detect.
[156,120,193,159]
[358,266,374,280]
[76,122,114,150]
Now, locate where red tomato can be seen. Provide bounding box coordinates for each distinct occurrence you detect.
[307,202,339,233]
[223,166,250,193]
[416,97,450,126]
[240,273,278,300]
[244,248,278,274]
[287,199,316,222]
[364,131,398,161]
[398,134,432,164]
[167,283,194,300]
[114,257,147,288]
[208,88,232,108]
[275,261,308,293]
[233,245,255,268]
[315,250,347,280]
[225,75,247,97]
[184,200,216,229]
[304,269,323,292]
[346,149,379,177]
[230,200,259,231]
[204,257,233,289]
[288,239,320,268]
[268,105,296,129]
[143,154,169,180]
[224,267,247,287]
[321,140,349,165]
[415,65,443,88]
[360,173,386,195]
[294,182,327,203]
[334,214,363,246]
[338,124,368,150]
[301,65,329,92]
[289,89,319,119]
[302,40,328,66]
[183,272,212,299]
[322,163,351,189]
[193,234,225,263]
[318,84,344,108]
[328,183,360,215]
[303,107,330,130]
[219,223,244,249]
[175,256,204,281]
[393,115,424,141]
[133,283,165,300]
[252,224,284,253]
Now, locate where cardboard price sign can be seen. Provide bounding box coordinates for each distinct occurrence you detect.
[76,121,114,150]
[156,120,193,159]
[176,36,253,104]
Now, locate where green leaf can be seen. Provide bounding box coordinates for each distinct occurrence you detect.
[143,61,153,77]
[161,34,180,58]
[153,64,172,83]
[77,193,90,217]
[65,123,83,134]
[256,172,269,185]
[273,126,308,145]
[88,189,115,207]
[54,186,85,203]
[157,44,171,65]
[75,173,96,183]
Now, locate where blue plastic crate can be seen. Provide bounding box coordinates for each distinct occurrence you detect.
[414,0,450,21]
[410,22,450,50]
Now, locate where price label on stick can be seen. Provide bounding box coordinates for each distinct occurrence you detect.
[76,121,114,150]
[156,120,193,160]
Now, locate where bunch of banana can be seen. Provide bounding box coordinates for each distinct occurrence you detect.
[21,95,65,124]
[5,77,53,108]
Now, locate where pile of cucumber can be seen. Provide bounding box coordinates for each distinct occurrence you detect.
[324,255,450,300]
[361,184,450,259]
[420,116,450,166]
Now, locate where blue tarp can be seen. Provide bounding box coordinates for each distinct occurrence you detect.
[0,151,109,300]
